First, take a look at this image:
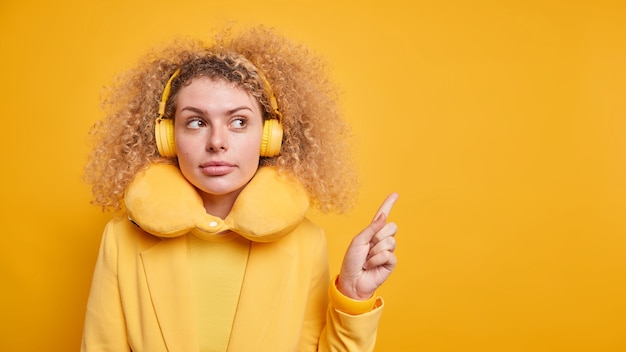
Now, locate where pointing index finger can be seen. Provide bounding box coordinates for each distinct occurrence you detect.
[373,192,400,222]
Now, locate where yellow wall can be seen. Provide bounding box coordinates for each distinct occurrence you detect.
[1,1,625,350]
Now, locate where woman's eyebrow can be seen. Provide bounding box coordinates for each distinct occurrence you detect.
[179,106,205,114]
[226,106,255,115]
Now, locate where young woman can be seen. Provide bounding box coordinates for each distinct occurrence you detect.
[81,26,399,351]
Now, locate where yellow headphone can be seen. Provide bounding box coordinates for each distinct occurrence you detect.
[154,68,284,158]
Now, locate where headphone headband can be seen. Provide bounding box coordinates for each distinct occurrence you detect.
[157,68,181,121]
[156,67,280,121]
[257,71,283,122]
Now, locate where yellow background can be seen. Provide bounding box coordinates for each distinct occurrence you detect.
[1,0,625,351]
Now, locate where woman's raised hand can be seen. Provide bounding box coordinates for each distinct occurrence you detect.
[337,193,400,300]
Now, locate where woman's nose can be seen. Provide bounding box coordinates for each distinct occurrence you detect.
[206,126,228,152]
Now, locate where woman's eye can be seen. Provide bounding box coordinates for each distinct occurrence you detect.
[231,118,247,129]
[187,119,205,129]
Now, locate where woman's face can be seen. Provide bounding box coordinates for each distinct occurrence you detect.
[174,76,263,214]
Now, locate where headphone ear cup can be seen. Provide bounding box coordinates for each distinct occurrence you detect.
[260,119,283,157]
[155,119,177,158]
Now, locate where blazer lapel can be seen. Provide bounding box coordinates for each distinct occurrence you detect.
[227,241,294,350]
[141,236,198,352]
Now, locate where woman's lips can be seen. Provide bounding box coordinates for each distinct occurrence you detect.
[200,162,235,176]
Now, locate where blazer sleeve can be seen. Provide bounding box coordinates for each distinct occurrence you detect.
[300,230,384,352]
[81,221,131,352]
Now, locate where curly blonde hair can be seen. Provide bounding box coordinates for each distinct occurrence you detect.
[84,26,357,214]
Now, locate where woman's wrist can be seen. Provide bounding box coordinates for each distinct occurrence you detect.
[328,275,377,315]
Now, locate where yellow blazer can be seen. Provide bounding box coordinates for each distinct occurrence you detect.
[81,165,383,351]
